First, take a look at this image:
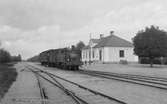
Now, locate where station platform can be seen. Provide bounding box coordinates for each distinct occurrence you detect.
[81,63,167,78]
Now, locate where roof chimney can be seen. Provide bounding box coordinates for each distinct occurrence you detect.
[110,31,114,35]
[100,34,104,39]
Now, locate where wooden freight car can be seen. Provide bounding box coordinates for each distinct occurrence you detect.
[39,48,82,70]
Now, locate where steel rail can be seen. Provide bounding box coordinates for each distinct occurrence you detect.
[27,64,127,104]
[78,70,167,90]
[81,70,167,82]
[40,71,127,104]
[28,67,89,104]
[34,73,47,104]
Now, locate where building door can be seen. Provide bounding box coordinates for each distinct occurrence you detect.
[99,50,102,61]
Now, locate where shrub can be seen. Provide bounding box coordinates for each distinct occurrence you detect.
[139,57,167,64]
[119,60,128,64]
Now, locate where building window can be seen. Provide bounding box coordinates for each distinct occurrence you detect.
[99,50,102,61]
[119,50,124,58]
[82,52,84,59]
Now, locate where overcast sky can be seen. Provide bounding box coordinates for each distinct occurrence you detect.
[0,0,167,59]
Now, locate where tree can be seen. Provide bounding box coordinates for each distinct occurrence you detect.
[0,49,11,63]
[76,41,85,50]
[11,54,22,62]
[27,55,39,62]
[18,54,22,61]
[133,25,167,67]
[75,41,85,57]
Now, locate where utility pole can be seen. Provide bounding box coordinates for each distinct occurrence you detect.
[89,33,92,65]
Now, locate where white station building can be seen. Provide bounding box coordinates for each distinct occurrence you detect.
[81,31,138,64]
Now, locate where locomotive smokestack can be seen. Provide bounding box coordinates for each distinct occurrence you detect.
[71,45,75,50]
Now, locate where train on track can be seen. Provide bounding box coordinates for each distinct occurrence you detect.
[39,47,82,70]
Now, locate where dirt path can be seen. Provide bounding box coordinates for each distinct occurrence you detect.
[0,62,41,104]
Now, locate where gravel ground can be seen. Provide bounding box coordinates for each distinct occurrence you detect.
[52,74,121,104]
[0,63,41,104]
[30,62,167,104]
[81,63,167,78]
[38,73,76,104]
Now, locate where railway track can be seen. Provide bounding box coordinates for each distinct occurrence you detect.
[29,63,167,90]
[78,69,167,90]
[34,74,48,104]
[26,64,127,104]
[29,68,89,104]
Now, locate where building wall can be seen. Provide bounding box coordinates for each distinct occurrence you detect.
[82,49,90,62]
[81,47,138,63]
[106,47,138,62]
[82,40,98,62]
[93,48,100,61]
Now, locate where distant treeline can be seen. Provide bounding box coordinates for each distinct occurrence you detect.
[27,55,39,62]
[0,49,22,63]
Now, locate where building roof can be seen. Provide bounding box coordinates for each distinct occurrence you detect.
[90,39,100,43]
[94,34,133,48]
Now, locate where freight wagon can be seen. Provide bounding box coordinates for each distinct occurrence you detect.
[39,48,82,70]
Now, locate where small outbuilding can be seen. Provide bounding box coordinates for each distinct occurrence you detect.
[81,31,138,64]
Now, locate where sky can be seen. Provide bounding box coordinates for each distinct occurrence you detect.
[0,0,167,59]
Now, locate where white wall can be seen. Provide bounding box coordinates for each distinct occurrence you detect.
[81,40,99,62]
[93,48,99,61]
[82,49,89,62]
[106,47,138,62]
[82,47,138,63]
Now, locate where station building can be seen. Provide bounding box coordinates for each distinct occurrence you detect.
[81,31,138,64]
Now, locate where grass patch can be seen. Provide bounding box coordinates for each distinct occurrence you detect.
[0,63,17,99]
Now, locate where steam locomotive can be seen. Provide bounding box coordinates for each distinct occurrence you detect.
[39,48,82,70]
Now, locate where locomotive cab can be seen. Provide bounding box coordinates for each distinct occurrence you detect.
[65,49,81,70]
